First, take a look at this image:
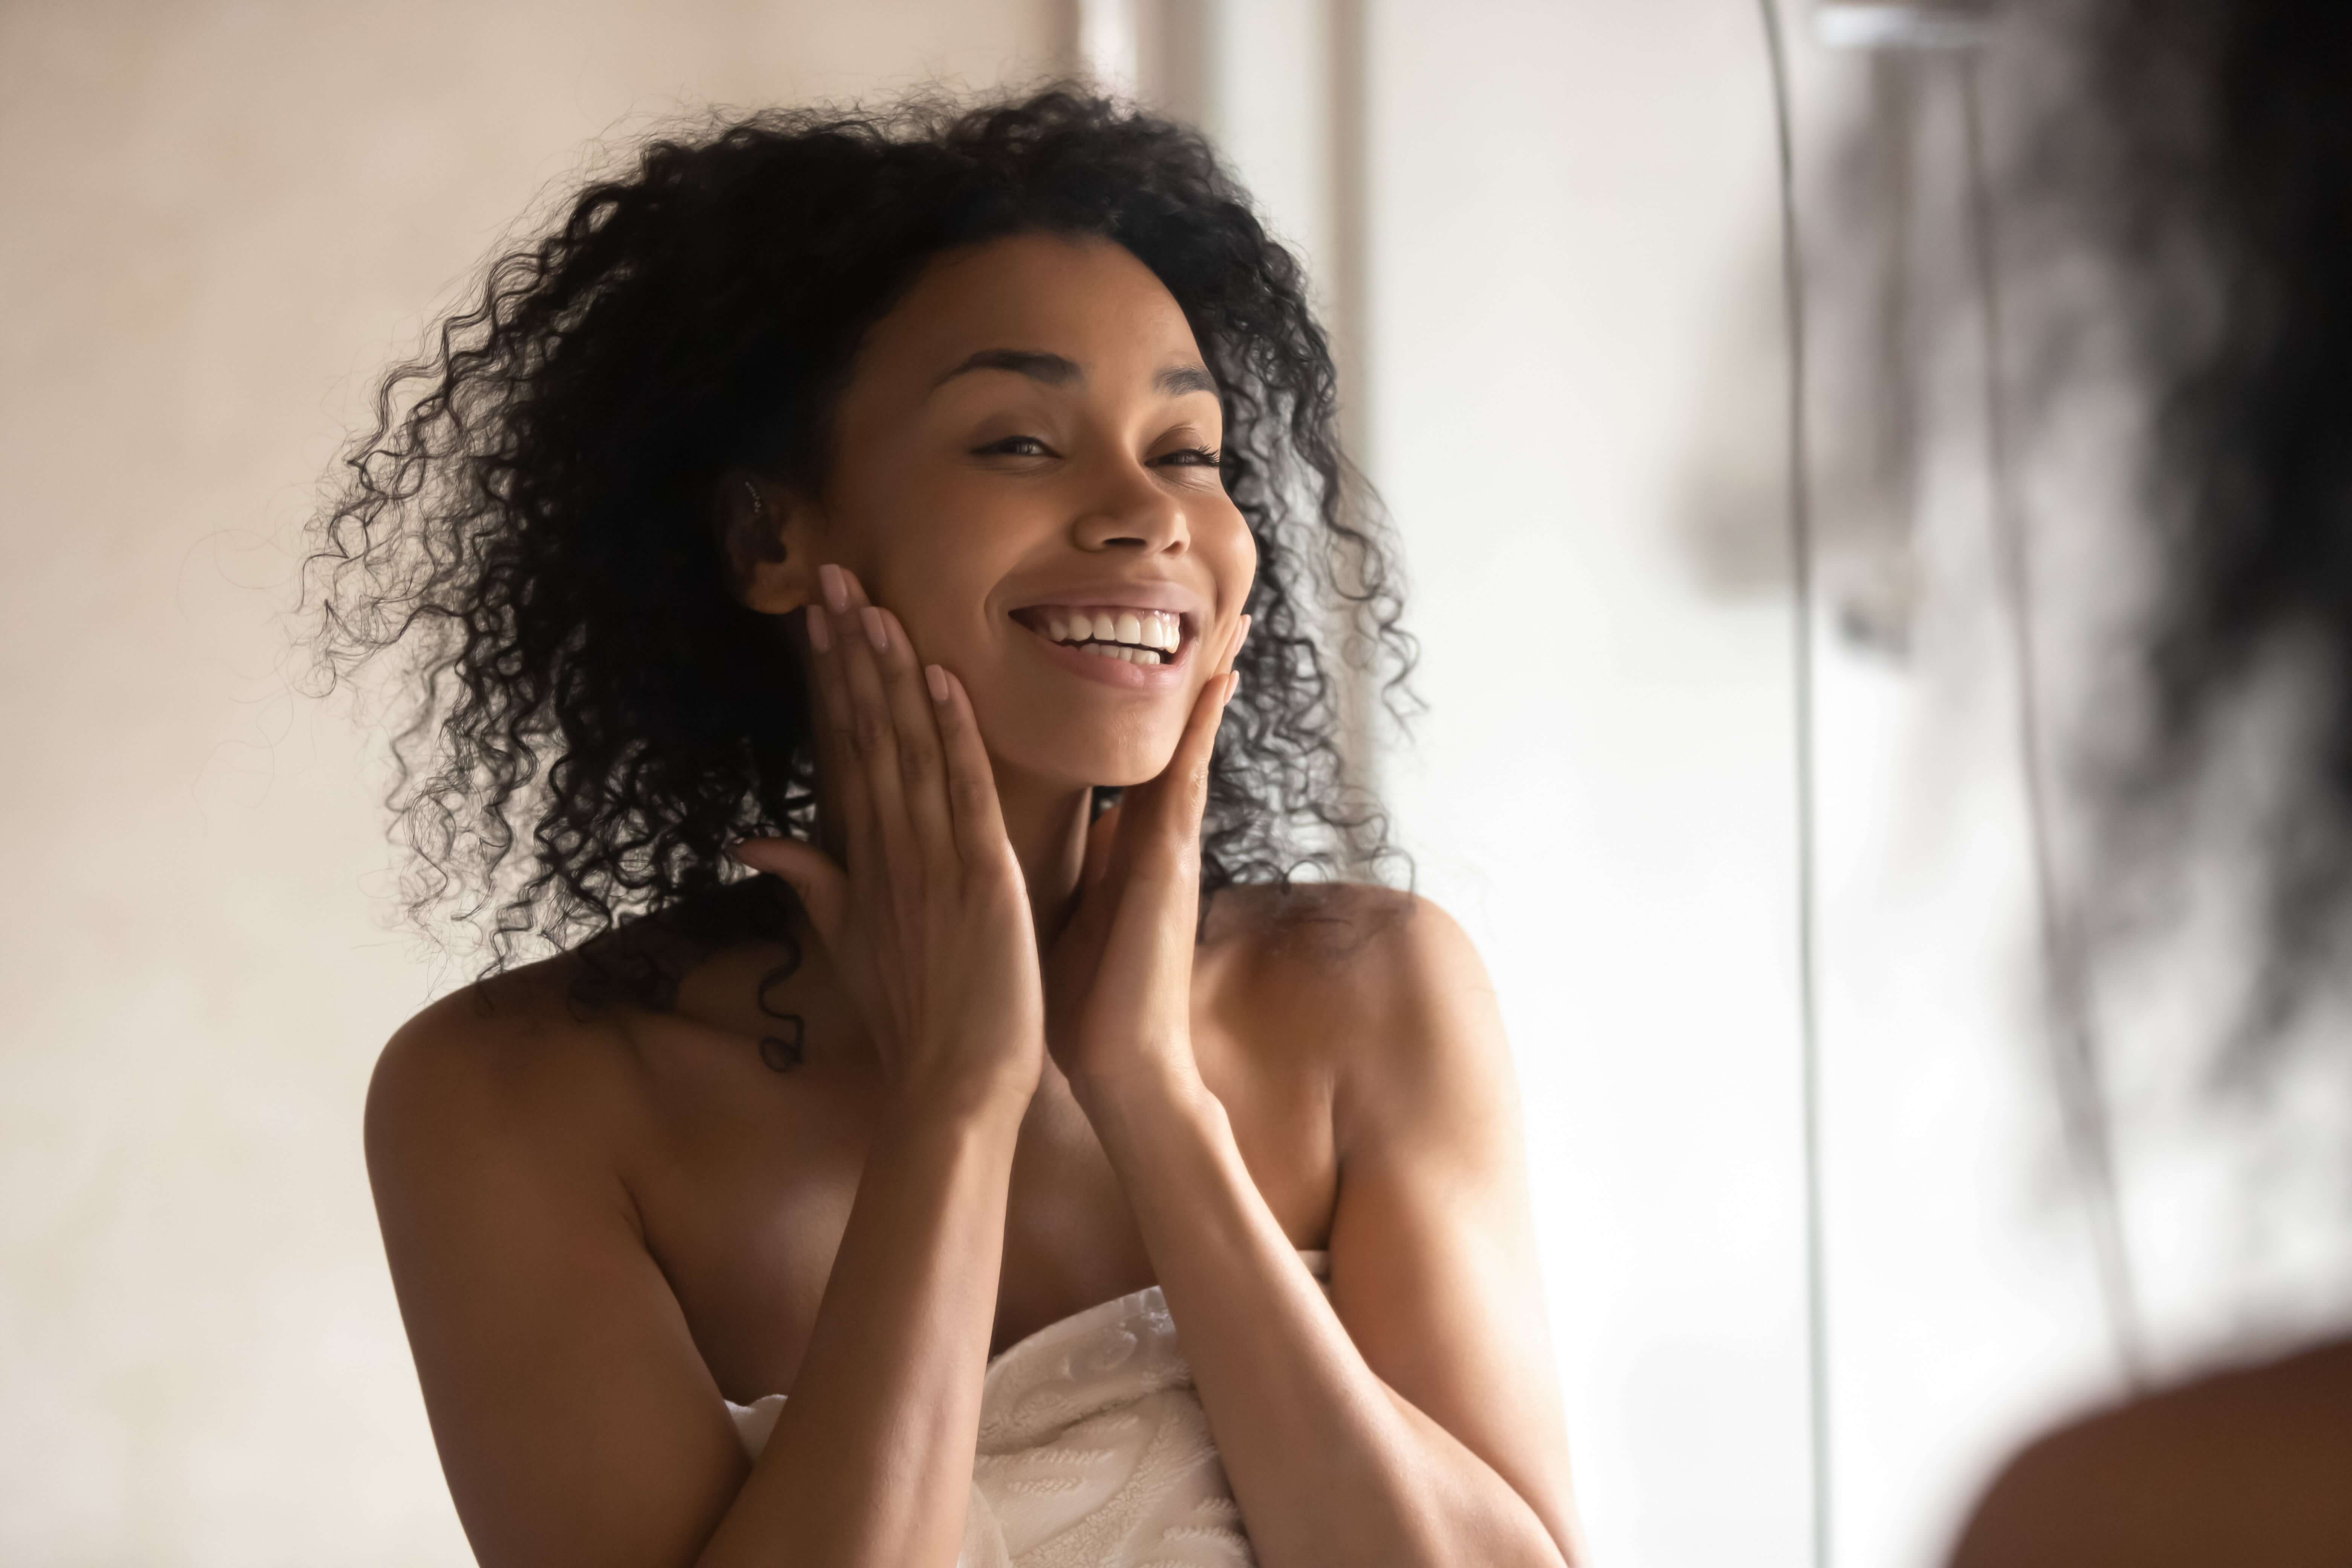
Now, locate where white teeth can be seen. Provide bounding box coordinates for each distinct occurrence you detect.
[1031,606,1180,661]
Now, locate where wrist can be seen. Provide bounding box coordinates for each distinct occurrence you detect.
[1071,1061,1229,1209]
[884,1062,1039,1135]
[1068,1052,1212,1129]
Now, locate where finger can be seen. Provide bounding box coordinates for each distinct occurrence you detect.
[833,572,926,921]
[805,579,879,878]
[1172,631,1243,786]
[1080,798,1122,891]
[1219,612,1253,676]
[867,604,958,886]
[732,836,849,953]
[1135,661,1236,853]
[802,599,847,795]
[1114,622,1241,860]
[929,665,1015,874]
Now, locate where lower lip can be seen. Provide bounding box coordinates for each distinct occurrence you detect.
[1021,622,1190,689]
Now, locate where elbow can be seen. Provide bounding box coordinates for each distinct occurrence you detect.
[1395,1477,1577,1568]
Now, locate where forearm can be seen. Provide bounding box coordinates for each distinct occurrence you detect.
[698,1084,1024,1568]
[1078,1071,1570,1568]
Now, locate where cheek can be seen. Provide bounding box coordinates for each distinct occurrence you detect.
[1202,499,1259,604]
[835,478,1015,647]
[879,555,999,668]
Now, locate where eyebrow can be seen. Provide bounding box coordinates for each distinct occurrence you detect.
[1155,364,1219,397]
[929,348,1220,399]
[931,348,1081,389]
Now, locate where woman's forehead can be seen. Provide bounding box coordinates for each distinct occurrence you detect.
[854,232,1203,391]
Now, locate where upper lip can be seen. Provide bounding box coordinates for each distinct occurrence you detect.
[1007,579,1208,630]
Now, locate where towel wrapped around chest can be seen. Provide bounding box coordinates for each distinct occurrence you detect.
[726,1249,1332,1568]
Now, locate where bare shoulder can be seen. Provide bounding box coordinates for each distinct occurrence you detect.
[1199,883,1485,1032]
[1207,888,1580,1560]
[1949,1335,2352,1568]
[1201,881,1482,990]
[362,958,756,1565]
[363,957,638,1204]
[1200,884,1506,1156]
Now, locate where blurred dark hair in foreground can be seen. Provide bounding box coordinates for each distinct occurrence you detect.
[1932,3,2352,1563]
[1991,0,2352,1072]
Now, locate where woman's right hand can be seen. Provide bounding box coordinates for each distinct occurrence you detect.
[733,563,1044,1114]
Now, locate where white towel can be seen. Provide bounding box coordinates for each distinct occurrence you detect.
[727,1248,1332,1567]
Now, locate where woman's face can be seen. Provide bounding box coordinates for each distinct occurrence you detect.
[797,231,1256,792]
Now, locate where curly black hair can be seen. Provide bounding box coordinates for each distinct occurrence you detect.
[305,85,1414,1017]
[1946,0,2352,1067]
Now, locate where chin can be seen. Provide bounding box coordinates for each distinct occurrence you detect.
[996,736,1178,795]
[1094,758,1171,790]
[977,670,1186,770]
[1078,753,1176,792]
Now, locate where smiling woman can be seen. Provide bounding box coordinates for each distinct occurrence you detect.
[308,91,1401,1000]
[311,87,1583,1568]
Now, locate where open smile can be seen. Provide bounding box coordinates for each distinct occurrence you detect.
[1010,604,1196,687]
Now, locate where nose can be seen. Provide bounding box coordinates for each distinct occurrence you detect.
[1071,455,1191,557]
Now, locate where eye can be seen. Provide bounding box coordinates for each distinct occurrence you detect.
[975,434,1056,458]
[1155,446,1222,468]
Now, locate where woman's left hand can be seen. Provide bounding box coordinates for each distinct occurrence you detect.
[1043,615,1250,1102]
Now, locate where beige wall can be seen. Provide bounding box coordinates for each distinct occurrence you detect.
[0,3,1062,1558]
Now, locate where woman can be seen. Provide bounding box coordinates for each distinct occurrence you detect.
[1932,1,2352,1562]
[318,89,1583,1567]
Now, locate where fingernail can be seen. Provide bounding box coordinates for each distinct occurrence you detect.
[820,563,848,613]
[806,605,831,653]
[925,664,950,703]
[1226,671,1242,702]
[861,605,888,651]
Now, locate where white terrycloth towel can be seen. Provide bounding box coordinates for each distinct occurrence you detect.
[727,1248,1333,1567]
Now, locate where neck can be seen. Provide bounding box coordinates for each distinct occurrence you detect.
[989,763,1095,943]
[808,754,1093,946]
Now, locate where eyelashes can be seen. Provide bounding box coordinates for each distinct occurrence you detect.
[969,435,1223,469]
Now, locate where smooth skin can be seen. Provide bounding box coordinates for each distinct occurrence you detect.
[1945,1335,2352,1568]
[365,232,1585,1568]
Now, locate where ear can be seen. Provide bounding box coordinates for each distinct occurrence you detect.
[718,470,820,615]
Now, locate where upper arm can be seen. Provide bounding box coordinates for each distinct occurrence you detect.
[1321,896,1584,1563]
[1945,1354,2352,1568]
[1944,1416,2182,1568]
[365,1003,746,1568]
[1946,1433,2105,1568]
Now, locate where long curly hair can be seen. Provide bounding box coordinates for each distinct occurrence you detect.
[1952,0,2352,1067]
[304,85,1413,1015]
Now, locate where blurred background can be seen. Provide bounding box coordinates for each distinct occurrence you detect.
[4,1,2349,1563]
